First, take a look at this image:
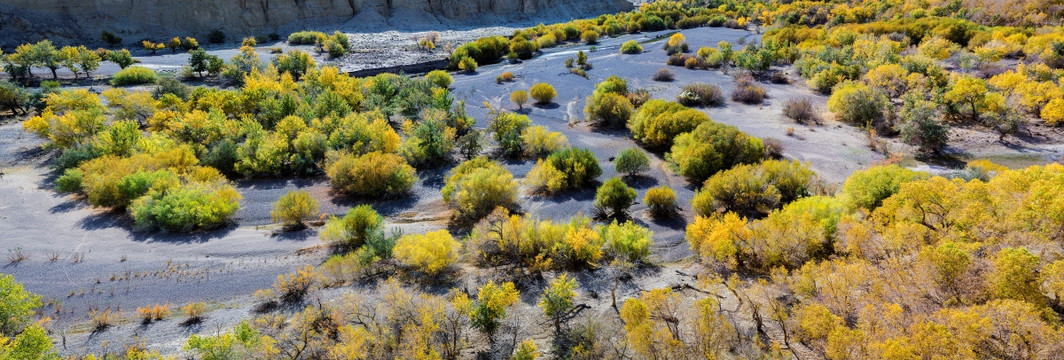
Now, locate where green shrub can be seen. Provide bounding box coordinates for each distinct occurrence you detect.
[510,90,529,109]
[828,82,889,127]
[458,57,478,72]
[400,114,455,166]
[670,121,765,185]
[585,92,633,128]
[600,221,653,263]
[595,177,637,218]
[110,66,158,86]
[628,99,709,149]
[529,83,557,105]
[644,186,677,217]
[692,160,815,218]
[129,184,241,232]
[273,50,316,80]
[106,49,135,69]
[526,159,568,194]
[522,125,569,158]
[325,151,416,198]
[425,70,453,88]
[677,82,724,107]
[320,205,385,252]
[582,30,600,45]
[620,40,643,54]
[840,165,928,212]
[271,190,319,228]
[441,157,518,222]
[546,148,602,189]
[488,110,531,157]
[509,37,538,59]
[288,31,326,45]
[615,148,650,177]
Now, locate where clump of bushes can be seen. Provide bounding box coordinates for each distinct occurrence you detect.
[644,186,677,217]
[425,70,453,88]
[288,31,325,45]
[615,147,650,177]
[653,68,674,82]
[692,159,816,218]
[136,304,171,323]
[783,98,820,124]
[620,40,643,54]
[627,99,709,149]
[731,74,766,104]
[585,76,634,127]
[325,151,416,198]
[488,109,531,157]
[670,121,765,184]
[110,66,158,86]
[271,190,319,228]
[828,82,890,128]
[840,165,928,211]
[320,205,386,252]
[393,230,460,276]
[441,157,519,223]
[129,183,241,232]
[664,33,689,55]
[496,71,515,84]
[595,177,637,219]
[521,125,569,158]
[677,82,724,107]
[526,148,602,194]
[530,83,557,105]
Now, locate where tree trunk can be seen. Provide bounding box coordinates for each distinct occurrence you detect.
[51,68,58,80]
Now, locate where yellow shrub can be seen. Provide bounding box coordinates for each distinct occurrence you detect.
[393,229,461,276]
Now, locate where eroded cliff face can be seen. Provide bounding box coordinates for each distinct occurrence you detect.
[0,0,633,46]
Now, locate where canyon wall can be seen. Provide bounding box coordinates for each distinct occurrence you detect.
[0,0,633,46]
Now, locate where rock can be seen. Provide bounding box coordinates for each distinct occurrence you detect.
[0,0,634,47]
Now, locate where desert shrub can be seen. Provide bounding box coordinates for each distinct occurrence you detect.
[525,159,567,194]
[664,33,689,55]
[325,151,415,198]
[522,125,569,158]
[0,82,29,115]
[458,57,478,72]
[271,265,321,304]
[627,89,651,108]
[620,40,643,54]
[546,148,601,189]
[900,97,950,154]
[288,31,325,45]
[828,82,889,128]
[628,99,709,149]
[509,37,538,59]
[763,137,784,159]
[537,33,557,48]
[488,110,531,157]
[692,160,816,218]
[321,205,385,252]
[510,90,529,109]
[667,54,692,66]
[181,302,206,323]
[731,75,766,104]
[91,309,120,330]
[595,177,637,218]
[601,221,653,262]
[582,30,600,45]
[644,186,677,217]
[653,68,674,82]
[529,83,557,105]
[393,230,460,276]
[840,165,928,211]
[129,183,241,232]
[496,71,515,84]
[152,76,190,100]
[399,114,456,166]
[271,190,319,228]
[783,98,820,124]
[137,304,171,323]
[110,66,157,86]
[585,92,633,128]
[670,121,765,184]
[207,29,226,44]
[678,83,724,107]
[425,70,453,88]
[441,157,518,222]
[615,148,650,177]
[273,50,315,80]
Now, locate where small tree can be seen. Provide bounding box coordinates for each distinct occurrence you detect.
[539,274,578,334]
[470,281,520,344]
[529,83,557,105]
[167,37,182,53]
[644,186,677,217]
[900,97,950,155]
[615,148,650,177]
[271,190,319,229]
[107,49,135,69]
[511,90,529,110]
[595,177,637,219]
